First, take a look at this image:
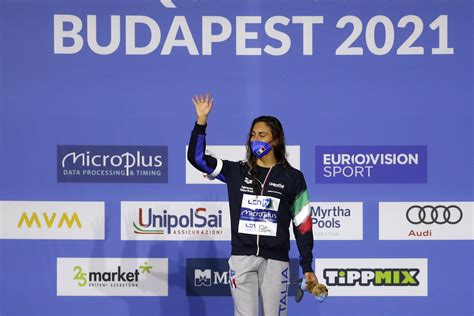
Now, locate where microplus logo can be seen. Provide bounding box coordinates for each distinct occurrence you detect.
[315,146,427,183]
[57,145,168,183]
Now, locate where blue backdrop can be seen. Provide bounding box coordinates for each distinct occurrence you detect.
[0,0,473,315]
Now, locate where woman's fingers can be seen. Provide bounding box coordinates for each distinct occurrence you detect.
[192,94,213,111]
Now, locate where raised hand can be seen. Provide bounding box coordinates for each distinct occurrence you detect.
[192,93,214,125]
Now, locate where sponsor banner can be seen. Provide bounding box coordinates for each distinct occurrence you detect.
[290,202,363,240]
[315,146,427,183]
[315,258,428,296]
[185,145,300,184]
[121,201,231,240]
[238,194,281,237]
[379,202,474,240]
[186,258,299,296]
[0,201,104,240]
[57,258,168,296]
[57,145,168,183]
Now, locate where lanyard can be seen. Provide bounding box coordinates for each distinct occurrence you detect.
[260,166,273,195]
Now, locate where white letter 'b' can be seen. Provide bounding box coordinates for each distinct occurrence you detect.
[54,15,84,54]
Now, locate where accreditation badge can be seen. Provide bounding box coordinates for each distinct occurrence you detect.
[238,194,280,236]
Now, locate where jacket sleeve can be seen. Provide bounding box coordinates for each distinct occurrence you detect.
[187,122,229,183]
[291,172,314,273]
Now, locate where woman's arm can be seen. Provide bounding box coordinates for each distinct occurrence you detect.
[187,93,227,182]
[291,172,319,284]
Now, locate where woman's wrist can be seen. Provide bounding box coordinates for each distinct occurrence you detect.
[197,116,208,125]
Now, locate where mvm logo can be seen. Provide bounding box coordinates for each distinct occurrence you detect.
[18,212,82,229]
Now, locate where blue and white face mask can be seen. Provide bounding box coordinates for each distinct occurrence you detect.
[250,141,272,158]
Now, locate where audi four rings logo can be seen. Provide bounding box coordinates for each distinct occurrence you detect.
[406,205,463,225]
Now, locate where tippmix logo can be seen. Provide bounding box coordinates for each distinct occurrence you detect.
[315,258,428,296]
[324,269,420,286]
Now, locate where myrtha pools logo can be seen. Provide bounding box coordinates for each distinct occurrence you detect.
[57,145,168,183]
[315,146,427,183]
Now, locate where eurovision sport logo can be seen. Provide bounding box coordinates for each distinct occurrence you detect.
[57,258,168,296]
[186,258,300,297]
[315,258,428,296]
[290,202,363,240]
[57,145,168,183]
[121,202,231,240]
[315,146,427,183]
[0,201,104,240]
[379,202,473,240]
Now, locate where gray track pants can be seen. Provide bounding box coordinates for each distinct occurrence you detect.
[228,255,290,316]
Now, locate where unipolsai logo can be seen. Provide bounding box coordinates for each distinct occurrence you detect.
[133,206,223,235]
[57,145,168,183]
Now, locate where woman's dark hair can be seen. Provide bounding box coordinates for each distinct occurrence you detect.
[245,116,290,173]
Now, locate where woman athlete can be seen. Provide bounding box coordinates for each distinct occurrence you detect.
[187,93,319,316]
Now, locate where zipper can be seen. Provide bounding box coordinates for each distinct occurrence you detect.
[256,166,273,256]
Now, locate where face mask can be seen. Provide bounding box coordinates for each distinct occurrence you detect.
[251,141,272,158]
